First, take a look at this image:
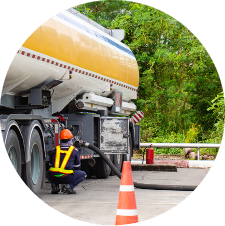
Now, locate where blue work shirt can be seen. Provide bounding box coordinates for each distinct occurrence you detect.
[49,146,81,171]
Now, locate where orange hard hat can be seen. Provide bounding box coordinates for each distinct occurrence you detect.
[59,129,73,140]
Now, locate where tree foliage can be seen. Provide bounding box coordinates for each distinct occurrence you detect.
[75,1,224,147]
[207,92,225,141]
[75,0,130,28]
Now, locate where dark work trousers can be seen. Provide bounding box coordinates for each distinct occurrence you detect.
[47,170,87,189]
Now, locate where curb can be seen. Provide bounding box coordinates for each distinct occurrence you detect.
[188,160,214,168]
[131,160,214,169]
[131,164,177,172]
[154,160,188,168]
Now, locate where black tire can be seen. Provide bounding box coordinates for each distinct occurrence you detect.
[26,129,43,194]
[93,154,113,179]
[113,154,123,172]
[5,129,22,176]
[122,132,132,164]
[81,159,93,178]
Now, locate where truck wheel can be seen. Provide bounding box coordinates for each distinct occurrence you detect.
[93,154,113,179]
[81,160,93,178]
[113,154,123,172]
[26,129,43,194]
[5,129,22,176]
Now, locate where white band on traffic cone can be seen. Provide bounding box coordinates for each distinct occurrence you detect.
[119,185,135,191]
[116,209,138,216]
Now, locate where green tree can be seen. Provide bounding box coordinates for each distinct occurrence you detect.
[74,0,131,28]
[76,1,223,144]
[207,92,225,139]
[110,3,222,135]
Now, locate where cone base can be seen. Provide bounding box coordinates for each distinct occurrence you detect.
[115,215,138,225]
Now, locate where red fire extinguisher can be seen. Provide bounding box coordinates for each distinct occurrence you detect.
[146,147,154,164]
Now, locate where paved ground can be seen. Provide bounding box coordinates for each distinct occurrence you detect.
[39,168,209,225]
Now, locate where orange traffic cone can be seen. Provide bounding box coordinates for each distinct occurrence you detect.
[115,161,138,225]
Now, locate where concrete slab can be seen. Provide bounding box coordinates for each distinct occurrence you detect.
[38,168,209,225]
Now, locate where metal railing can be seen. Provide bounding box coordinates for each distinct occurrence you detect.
[140,143,221,160]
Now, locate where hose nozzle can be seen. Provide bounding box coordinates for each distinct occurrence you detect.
[82,141,89,147]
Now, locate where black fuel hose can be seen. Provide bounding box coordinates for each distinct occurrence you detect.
[84,142,197,191]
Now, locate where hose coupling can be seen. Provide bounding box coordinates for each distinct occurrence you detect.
[83,141,90,147]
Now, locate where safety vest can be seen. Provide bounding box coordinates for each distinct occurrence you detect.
[49,146,74,174]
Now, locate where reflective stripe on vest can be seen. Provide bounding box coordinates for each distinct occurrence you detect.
[49,146,74,174]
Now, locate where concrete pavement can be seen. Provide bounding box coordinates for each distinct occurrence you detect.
[39,168,209,225]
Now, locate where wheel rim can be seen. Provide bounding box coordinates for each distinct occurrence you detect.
[8,145,18,171]
[31,144,40,185]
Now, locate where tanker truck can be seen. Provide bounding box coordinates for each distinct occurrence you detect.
[0,8,143,194]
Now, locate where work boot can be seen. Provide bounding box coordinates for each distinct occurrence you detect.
[61,184,76,194]
[51,184,60,194]
[61,184,66,192]
[61,184,68,193]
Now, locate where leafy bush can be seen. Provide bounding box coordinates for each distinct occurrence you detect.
[140,131,185,154]
[185,124,201,143]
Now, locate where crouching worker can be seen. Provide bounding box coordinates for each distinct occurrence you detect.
[47,129,87,194]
